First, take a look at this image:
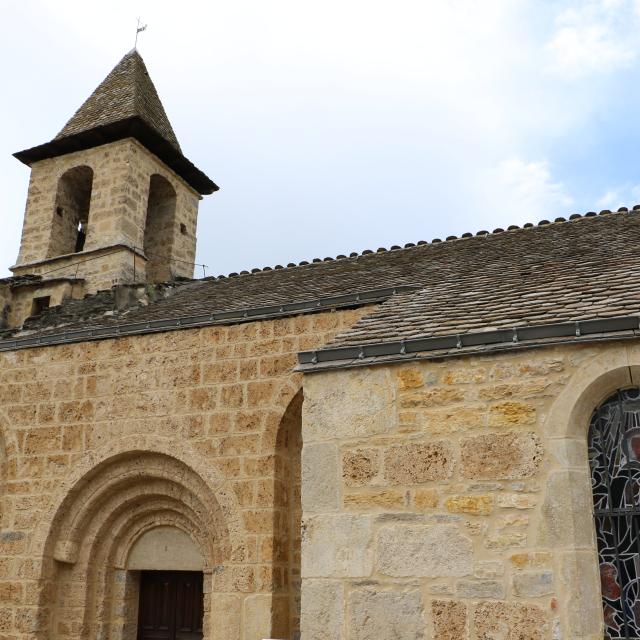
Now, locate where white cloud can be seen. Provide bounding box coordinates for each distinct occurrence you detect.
[1,1,639,276]
[546,0,640,77]
[596,184,640,209]
[487,158,574,221]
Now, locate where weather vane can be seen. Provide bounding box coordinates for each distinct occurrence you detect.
[135,18,147,48]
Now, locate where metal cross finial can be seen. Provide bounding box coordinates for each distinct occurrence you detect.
[135,18,147,48]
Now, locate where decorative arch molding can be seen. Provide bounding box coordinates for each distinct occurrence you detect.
[539,344,640,639]
[31,434,243,640]
[30,433,242,559]
[544,345,637,440]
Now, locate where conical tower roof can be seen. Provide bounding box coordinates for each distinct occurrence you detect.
[56,50,181,151]
[14,50,217,195]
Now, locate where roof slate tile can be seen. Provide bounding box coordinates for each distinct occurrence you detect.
[4,211,640,351]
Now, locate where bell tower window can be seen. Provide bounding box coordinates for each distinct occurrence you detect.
[144,174,177,283]
[48,165,94,258]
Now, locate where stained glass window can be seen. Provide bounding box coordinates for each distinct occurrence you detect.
[589,388,640,639]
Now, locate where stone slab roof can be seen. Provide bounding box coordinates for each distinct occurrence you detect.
[13,51,217,195]
[3,209,640,356]
[56,49,181,151]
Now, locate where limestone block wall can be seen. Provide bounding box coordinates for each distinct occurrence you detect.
[8,281,84,329]
[13,138,200,289]
[0,306,368,640]
[300,343,640,640]
[12,246,145,299]
[0,284,11,329]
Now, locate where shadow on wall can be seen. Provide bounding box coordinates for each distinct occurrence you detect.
[272,388,303,639]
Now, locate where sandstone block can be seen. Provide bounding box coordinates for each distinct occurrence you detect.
[422,406,487,434]
[488,401,536,426]
[348,588,425,640]
[473,601,547,640]
[302,515,374,578]
[537,471,593,548]
[343,489,405,509]
[496,493,537,509]
[461,432,542,479]
[445,495,493,516]
[243,594,272,640]
[384,441,454,484]
[474,561,504,579]
[303,369,396,442]
[302,443,339,512]
[512,571,553,597]
[456,580,504,599]
[431,600,467,640]
[429,583,455,595]
[300,580,343,639]
[414,488,439,509]
[22,427,61,454]
[400,387,464,408]
[396,367,425,389]
[560,550,604,637]
[342,448,380,486]
[376,525,472,577]
[509,552,551,569]
[443,368,486,384]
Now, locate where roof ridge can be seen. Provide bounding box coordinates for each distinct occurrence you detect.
[204,205,638,282]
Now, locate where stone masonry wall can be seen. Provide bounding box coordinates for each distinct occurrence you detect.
[13,138,200,291]
[300,344,631,640]
[0,306,368,640]
[8,281,83,329]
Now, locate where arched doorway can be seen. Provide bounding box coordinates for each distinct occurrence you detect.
[37,450,230,639]
[589,387,640,638]
[129,527,205,640]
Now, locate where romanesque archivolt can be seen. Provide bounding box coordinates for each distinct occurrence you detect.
[37,446,231,638]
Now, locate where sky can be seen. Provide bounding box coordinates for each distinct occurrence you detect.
[2,0,640,278]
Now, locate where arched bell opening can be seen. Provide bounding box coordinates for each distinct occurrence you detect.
[143,174,177,283]
[48,165,94,258]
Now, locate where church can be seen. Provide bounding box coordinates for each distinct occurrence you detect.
[0,49,637,640]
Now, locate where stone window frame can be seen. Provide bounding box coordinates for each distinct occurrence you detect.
[544,344,640,639]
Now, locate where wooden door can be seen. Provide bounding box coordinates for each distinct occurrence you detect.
[137,571,204,640]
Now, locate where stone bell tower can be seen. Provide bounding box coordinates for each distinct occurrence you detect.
[4,50,217,326]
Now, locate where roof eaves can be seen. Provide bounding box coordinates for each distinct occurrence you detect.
[0,284,419,352]
[297,315,640,372]
[13,117,217,195]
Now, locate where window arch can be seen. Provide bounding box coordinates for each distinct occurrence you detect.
[144,174,177,283]
[589,387,640,638]
[48,165,93,257]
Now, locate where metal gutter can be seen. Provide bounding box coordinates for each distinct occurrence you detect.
[0,284,420,353]
[297,315,640,370]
